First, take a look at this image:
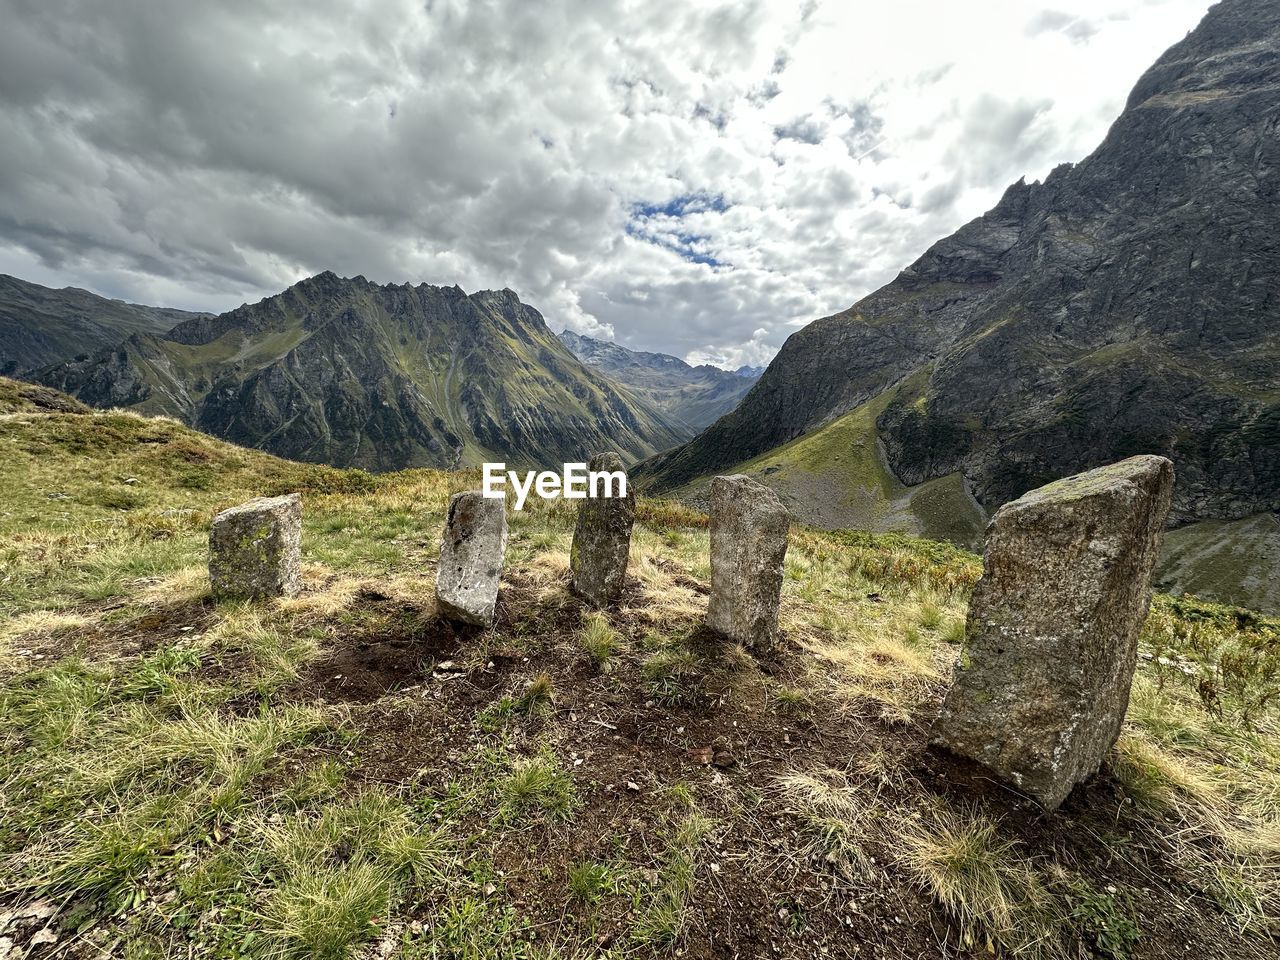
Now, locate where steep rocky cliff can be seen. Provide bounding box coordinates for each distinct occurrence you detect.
[639,0,1280,528]
[40,273,685,470]
[558,330,758,435]
[0,274,204,375]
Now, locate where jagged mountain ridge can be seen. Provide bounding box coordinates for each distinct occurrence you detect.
[557,329,759,435]
[638,0,1280,529]
[38,272,686,471]
[0,274,206,375]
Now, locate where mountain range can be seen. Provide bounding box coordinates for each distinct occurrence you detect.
[0,273,763,471]
[636,0,1280,608]
[557,329,759,434]
[30,272,686,471]
[0,274,207,376]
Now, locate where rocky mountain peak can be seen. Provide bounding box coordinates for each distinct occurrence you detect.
[558,329,761,435]
[1126,0,1278,108]
[36,276,686,471]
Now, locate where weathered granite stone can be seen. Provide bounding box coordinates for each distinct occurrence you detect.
[706,474,790,648]
[436,491,508,626]
[933,455,1175,809]
[209,493,302,600]
[570,452,635,607]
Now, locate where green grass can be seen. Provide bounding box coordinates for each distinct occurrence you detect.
[579,612,622,667]
[641,644,701,705]
[630,813,713,947]
[0,404,399,619]
[398,897,546,960]
[494,752,579,824]
[477,673,558,732]
[254,793,451,959]
[0,653,336,917]
[1066,879,1142,960]
[567,861,622,905]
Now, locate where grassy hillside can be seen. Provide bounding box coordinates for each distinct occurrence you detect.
[657,383,989,550]
[1157,515,1280,615]
[0,274,205,376]
[1,378,1278,959]
[652,382,1280,614]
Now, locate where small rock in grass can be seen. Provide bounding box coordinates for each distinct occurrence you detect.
[208,493,302,600]
[706,474,790,649]
[435,490,508,626]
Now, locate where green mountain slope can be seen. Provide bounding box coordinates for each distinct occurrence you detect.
[657,391,1279,611]
[37,272,686,471]
[558,330,758,435]
[0,273,205,375]
[1156,513,1280,614]
[663,375,988,549]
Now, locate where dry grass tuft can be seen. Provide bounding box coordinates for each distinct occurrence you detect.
[803,630,947,724]
[892,804,1062,956]
[776,767,882,880]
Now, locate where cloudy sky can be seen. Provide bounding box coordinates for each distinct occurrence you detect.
[0,0,1212,368]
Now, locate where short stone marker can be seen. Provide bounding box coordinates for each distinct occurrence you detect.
[436,490,508,626]
[209,493,302,600]
[570,452,635,607]
[706,474,790,649]
[932,455,1175,809]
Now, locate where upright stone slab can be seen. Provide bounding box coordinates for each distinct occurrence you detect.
[209,493,302,600]
[706,474,790,648]
[933,455,1175,809]
[436,491,508,626]
[570,452,635,607]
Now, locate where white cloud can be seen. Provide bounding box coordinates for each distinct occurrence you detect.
[0,0,1213,366]
[687,327,777,370]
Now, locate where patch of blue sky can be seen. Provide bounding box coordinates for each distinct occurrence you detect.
[628,193,729,266]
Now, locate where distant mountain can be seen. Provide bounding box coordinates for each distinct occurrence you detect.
[558,330,759,435]
[636,0,1280,609]
[38,272,686,471]
[0,274,206,375]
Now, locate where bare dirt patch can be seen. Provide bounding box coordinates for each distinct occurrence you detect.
[5,595,218,673]
[287,614,468,705]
